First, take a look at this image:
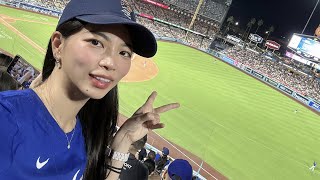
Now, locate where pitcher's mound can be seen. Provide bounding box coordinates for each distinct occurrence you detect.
[121,54,159,82]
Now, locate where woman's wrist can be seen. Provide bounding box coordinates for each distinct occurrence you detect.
[110,130,132,152]
[104,131,132,179]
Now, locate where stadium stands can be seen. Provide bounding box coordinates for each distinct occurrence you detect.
[223,46,320,102]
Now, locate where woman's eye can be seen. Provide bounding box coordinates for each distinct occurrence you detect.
[120,51,132,58]
[90,39,103,47]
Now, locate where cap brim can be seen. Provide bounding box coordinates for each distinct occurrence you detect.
[76,14,157,58]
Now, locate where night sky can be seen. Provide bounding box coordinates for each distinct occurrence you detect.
[226,0,320,42]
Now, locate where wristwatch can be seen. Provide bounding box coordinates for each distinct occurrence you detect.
[106,146,130,162]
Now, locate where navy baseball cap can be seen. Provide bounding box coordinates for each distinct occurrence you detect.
[162,147,169,156]
[168,159,193,180]
[57,0,157,58]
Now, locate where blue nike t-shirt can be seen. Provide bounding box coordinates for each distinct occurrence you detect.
[0,89,87,179]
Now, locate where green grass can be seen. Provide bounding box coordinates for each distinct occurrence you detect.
[0,5,57,69]
[118,41,320,180]
[1,6,320,180]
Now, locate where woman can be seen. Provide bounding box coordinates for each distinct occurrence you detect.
[0,0,179,179]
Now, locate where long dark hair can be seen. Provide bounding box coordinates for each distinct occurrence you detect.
[42,20,118,179]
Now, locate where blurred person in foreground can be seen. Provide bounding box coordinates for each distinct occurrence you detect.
[0,66,20,91]
[119,135,148,180]
[162,159,193,180]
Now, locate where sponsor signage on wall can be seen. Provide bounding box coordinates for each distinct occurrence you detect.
[294,93,309,104]
[227,34,242,43]
[248,34,263,43]
[265,40,280,50]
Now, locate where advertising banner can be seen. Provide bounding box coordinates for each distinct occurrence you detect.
[265,77,278,87]
[245,67,252,73]
[143,0,169,9]
[309,101,320,111]
[294,93,310,104]
[251,71,264,79]
[278,85,293,95]
[265,40,280,50]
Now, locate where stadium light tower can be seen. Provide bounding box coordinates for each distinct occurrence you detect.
[301,0,319,34]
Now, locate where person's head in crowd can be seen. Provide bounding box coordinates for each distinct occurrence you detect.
[0,66,21,91]
[143,158,155,175]
[192,176,201,180]
[129,135,147,155]
[147,150,156,161]
[138,147,147,161]
[163,159,193,180]
[162,147,170,156]
[155,147,171,174]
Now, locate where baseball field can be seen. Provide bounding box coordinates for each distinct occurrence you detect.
[1,5,320,180]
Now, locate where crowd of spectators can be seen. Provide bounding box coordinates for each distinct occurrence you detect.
[136,145,200,180]
[4,0,219,49]
[3,0,68,11]
[130,0,218,49]
[160,0,227,22]
[223,46,320,102]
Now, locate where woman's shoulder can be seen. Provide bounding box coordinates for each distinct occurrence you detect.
[0,89,33,99]
[0,89,39,113]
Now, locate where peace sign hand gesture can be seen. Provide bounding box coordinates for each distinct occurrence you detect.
[116,91,180,145]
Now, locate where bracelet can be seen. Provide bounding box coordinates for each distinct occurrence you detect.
[112,151,130,162]
[106,146,130,162]
[106,165,122,174]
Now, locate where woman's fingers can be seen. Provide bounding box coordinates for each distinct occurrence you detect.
[134,91,157,114]
[154,103,180,114]
[144,91,157,107]
[139,112,160,124]
[148,123,165,129]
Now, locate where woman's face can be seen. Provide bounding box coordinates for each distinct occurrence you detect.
[54,24,132,99]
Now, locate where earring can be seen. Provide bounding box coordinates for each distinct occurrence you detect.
[55,59,62,69]
[54,51,62,69]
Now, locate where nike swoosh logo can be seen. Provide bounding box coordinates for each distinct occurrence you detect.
[72,169,82,180]
[36,157,50,169]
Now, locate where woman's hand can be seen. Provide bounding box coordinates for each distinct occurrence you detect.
[116,91,180,145]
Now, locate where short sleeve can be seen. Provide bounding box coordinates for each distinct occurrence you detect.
[0,99,19,173]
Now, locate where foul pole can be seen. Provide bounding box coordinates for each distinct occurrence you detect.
[185,0,204,41]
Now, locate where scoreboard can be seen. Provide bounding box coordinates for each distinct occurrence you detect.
[288,34,320,60]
